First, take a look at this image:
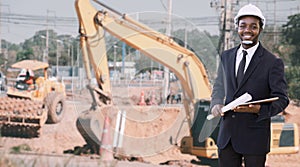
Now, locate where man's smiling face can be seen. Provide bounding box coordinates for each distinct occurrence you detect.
[238,15,262,49]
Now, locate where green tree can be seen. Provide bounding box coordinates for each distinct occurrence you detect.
[282,13,300,100]
[282,13,300,66]
[16,48,34,61]
[285,66,300,100]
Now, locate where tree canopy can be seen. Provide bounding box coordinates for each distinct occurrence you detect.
[282,13,300,66]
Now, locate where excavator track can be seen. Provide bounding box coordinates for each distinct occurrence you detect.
[0,96,47,137]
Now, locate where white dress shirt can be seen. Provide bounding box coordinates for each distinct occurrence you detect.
[235,42,260,76]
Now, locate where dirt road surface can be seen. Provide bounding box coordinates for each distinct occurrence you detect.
[0,88,299,167]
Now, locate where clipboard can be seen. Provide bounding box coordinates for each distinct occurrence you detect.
[207,92,252,120]
[239,97,279,106]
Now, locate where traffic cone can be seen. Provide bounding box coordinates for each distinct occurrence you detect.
[138,91,146,105]
[100,115,114,161]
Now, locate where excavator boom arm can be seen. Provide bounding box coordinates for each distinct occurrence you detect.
[75,0,211,104]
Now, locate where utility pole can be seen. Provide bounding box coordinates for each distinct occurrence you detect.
[223,0,235,51]
[211,0,236,74]
[44,10,56,63]
[43,10,50,63]
[45,28,49,62]
[56,39,62,77]
[273,0,277,44]
[69,42,74,91]
[0,0,2,55]
[113,44,117,81]
[163,0,172,104]
[213,0,235,54]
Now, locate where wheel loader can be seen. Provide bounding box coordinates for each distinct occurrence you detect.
[74,0,299,165]
[0,60,66,137]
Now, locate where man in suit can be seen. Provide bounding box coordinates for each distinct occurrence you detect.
[210,4,289,167]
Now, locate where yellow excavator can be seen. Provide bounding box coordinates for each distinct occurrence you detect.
[75,0,298,165]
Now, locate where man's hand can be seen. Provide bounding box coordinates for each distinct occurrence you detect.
[211,104,224,117]
[233,104,261,113]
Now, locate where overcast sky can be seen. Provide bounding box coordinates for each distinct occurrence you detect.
[4,0,217,17]
[1,0,299,44]
[0,0,219,43]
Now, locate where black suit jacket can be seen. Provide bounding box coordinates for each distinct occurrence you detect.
[211,43,289,155]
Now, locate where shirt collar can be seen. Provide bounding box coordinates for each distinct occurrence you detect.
[238,42,260,59]
[235,42,260,75]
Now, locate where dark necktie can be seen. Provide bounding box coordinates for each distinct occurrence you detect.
[237,50,247,86]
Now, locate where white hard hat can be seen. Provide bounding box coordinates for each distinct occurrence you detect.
[234,4,266,29]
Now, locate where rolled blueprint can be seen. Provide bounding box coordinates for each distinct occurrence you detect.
[207,92,252,120]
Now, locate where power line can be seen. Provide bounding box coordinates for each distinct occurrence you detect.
[0,12,77,26]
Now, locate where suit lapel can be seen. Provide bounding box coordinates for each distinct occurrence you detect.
[228,47,239,90]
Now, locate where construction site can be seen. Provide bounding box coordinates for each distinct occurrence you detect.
[0,85,300,167]
[0,0,300,167]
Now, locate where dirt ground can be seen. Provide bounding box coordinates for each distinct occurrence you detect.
[265,102,300,167]
[0,87,299,167]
